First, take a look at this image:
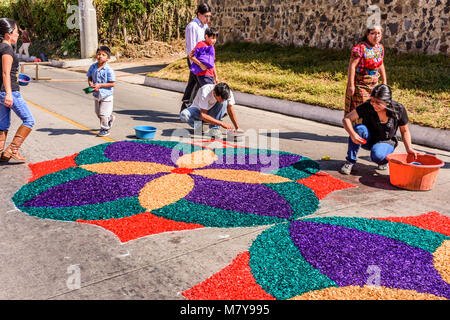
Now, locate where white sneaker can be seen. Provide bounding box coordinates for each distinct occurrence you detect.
[340,161,354,175]
[205,128,222,138]
[377,163,389,170]
[97,129,110,137]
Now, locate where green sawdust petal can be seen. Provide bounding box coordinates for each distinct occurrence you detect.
[249,223,337,300]
[17,197,145,222]
[269,158,320,180]
[265,182,319,220]
[12,167,95,207]
[75,142,114,165]
[152,199,285,228]
[304,217,450,253]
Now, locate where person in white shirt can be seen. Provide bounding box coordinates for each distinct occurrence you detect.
[180,3,211,112]
[180,82,240,137]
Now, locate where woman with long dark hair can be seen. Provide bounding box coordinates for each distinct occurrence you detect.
[0,18,34,163]
[340,84,417,175]
[345,26,387,121]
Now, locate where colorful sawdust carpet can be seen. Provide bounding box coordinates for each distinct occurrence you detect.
[13,140,354,242]
[16,140,448,300]
[183,212,450,300]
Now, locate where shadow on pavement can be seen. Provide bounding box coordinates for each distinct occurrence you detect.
[37,128,97,136]
[359,173,400,191]
[263,131,348,144]
[161,128,194,137]
[115,109,180,124]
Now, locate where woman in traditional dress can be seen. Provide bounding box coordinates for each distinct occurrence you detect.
[345,26,387,120]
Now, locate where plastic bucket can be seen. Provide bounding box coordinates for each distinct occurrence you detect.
[385,153,444,191]
[134,125,157,139]
[18,74,31,86]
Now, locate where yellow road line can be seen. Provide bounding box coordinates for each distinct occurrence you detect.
[26,99,116,143]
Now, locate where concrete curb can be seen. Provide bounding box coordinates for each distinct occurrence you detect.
[143,76,450,152]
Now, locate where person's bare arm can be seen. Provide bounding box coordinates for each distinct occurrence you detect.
[342,110,365,144]
[200,109,232,129]
[379,62,387,85]
[227,104,239,130]
[2,54,13,107]
[188,50,207,71]
[346,57,361,97]
[399,124,417,159]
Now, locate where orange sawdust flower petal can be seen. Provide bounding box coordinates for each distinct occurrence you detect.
[77,212,204,243]
[139,173,195,211]
[433,240,450,284]
[28,153,78,182]
[183,252,276,300]
[376,211,450,237]
[175,149,218,169]
[80,161,173,175]
[297,172,356,200]
[289,286,447,300]
[193,169,292,184]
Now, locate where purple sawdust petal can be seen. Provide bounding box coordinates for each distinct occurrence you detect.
[23,173,167,208]
[185,174,293,219]
[104,141,177,166]
[202,153,301,172]
[289,221,450,299]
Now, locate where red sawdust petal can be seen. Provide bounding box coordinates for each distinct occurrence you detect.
[375,212,450,237]
[77,212,204,243]
[189,139,241,150]
[297,172,356,200]
[182,251,276,300]
[28,153,78,182]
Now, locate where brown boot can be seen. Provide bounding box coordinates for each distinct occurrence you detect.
[0,130,8,162]
[1,125,32,162]
[0,130,7,151]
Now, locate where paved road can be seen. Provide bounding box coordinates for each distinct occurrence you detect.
[0,64,448,300]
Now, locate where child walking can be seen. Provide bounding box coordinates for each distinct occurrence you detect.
[188,27,219,88]
[86,46,116,137]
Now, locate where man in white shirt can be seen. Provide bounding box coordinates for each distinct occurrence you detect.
[180,3,211,112]
[180,83,240,137]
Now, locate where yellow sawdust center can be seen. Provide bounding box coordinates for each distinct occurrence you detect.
[176,149,218,169]
[81,161,173,175]
[139,173,195,211]
[194,169,292,184]
[433,240,450,284]
[289,286,446,300]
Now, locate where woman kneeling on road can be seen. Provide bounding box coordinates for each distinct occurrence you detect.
[340,84,417,175]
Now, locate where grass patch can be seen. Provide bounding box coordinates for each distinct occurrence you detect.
[149,42,449,129]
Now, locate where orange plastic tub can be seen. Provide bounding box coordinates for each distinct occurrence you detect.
[385,153,444,191]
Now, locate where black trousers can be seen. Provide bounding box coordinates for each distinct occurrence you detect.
[181,58,200,105]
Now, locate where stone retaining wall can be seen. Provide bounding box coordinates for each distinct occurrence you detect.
[201,0,449,55]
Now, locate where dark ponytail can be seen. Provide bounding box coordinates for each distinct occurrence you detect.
[0,18,16,41]
[371,84,401,120]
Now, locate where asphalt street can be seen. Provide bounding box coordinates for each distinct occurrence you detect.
[0,64,448,300]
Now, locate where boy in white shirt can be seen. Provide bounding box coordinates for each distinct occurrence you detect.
[180,82,240,137]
